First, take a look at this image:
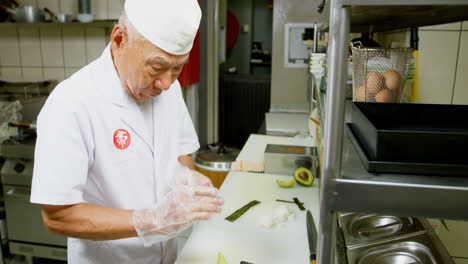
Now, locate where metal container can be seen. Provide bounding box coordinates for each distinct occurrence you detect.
[2,5,46,23]
[339,213,425,249]
[44,8,73,23]
[194,145,240,188]
[264,144,318,176]
[347,233,448,264]
[352,45,412,103]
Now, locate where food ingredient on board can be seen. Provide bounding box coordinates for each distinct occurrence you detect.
[276,178,296,188]
[294,167,314,186]
[276,197,305,211]
[257,205,296,228]
[217,252,228,264]
[293,197,306,211]
[225,200,261,222]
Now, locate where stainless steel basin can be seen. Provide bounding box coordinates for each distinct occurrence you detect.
[347,234,442,264]
[340,213,425,249]
[357,241,436,264]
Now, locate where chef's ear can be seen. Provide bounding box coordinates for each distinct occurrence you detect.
[110,23,129,53]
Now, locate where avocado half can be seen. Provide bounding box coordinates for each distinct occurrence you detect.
[294,167,314,186]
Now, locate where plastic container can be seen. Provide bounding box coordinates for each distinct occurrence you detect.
[352,46,413,103]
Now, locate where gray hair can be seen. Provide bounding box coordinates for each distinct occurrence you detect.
[118,10,146,46]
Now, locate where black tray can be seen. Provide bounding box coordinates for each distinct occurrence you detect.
[350,102,468,165]
[346,123,468,176]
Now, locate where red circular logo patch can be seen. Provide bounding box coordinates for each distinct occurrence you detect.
[113,129,131,149]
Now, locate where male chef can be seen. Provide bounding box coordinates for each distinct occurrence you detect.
[30,0,224,263]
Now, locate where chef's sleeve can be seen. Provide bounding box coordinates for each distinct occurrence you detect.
[30,92,93,205]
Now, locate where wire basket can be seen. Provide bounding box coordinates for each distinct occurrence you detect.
[352,45,413,103]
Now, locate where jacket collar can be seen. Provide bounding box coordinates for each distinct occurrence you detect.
[98,45,153,153]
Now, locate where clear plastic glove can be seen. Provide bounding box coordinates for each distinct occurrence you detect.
[173,163,214,187]
[133,183,223,246]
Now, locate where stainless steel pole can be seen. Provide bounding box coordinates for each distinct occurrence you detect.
[314,23,319,53]
[317,0,350,263]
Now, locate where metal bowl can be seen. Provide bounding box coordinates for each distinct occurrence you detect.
[9,6,45,23]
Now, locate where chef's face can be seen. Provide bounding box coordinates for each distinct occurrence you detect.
[111,24,189,101]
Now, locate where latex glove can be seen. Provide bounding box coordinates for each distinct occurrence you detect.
[133,184,223,246]
[174,162,214,187]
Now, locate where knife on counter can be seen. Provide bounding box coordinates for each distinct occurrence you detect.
[306,210,317,264]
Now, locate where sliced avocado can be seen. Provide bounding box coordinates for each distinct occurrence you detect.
[276,179,296,188]
[294,167,314,186]
[217,252,228,264]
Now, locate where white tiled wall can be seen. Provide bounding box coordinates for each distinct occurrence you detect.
[416,21,468,105]
[417,30,460,104]
[453,31,468,105]
[0,0,123,83]
[420,22,462,31]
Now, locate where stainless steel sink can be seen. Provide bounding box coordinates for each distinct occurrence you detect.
[347,234,440,264]
[339,213,426,249]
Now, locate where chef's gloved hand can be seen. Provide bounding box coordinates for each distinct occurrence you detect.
[133,184,223,246]
[175,163,214,187]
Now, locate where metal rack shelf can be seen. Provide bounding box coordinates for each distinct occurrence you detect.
[333,0,468,32]
[335,128,468,219]
[317,1,468,263]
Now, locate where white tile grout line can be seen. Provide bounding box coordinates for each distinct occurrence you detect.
[15,25,24,80]
[38,25,45,80]
[84,25,89,64]
[60,24,66,70]
[451,28,463,104]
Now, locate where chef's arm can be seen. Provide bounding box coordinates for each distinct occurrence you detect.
[178,154,195,169]
[41,203,137,241]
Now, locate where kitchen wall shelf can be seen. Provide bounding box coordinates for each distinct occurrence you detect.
[316,1,468,263]
[0,20,117,27]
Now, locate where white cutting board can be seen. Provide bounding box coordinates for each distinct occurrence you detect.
[176,171,320,264]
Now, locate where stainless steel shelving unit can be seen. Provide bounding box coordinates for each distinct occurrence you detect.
[317,1,468,263]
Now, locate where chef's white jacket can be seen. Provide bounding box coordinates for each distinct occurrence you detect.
[30,45,200,264]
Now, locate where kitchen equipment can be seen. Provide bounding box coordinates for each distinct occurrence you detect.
[350,102,468,166]
[264,144,318,176]
[339,213,425,250]
[346,123,468,176]
[77,0,93,23]
[352,44,412,103]
[44,7,73,23]
[346,233,449,264]
[194,144,240,189]
[0,81,65,262]
[306,210,317,263]
[0,4,45,23]
[0,0,18,22]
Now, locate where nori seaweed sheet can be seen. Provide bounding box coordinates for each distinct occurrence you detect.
[225,200,261,222]
[276,198,306,211]
[293,197,306,211]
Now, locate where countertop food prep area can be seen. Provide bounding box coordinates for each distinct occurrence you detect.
[1,0,468,264]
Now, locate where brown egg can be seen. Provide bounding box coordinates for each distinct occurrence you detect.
[383,70,402,92]
[355,85,366,102]
[375,89,395,103]
[365,71,384,100]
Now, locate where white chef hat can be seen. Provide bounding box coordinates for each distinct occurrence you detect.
[124,0,201,55]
